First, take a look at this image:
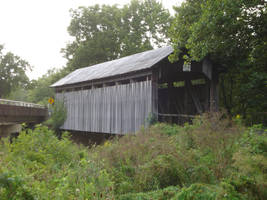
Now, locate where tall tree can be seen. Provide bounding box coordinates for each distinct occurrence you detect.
[0,45,31,98]
[169,0,267,125]
[27,67,70,104]
[63,0,171,71]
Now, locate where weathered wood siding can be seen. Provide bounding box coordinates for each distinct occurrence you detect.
[56,80,152,135]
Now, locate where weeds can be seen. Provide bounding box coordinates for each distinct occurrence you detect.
[0,112,266,199]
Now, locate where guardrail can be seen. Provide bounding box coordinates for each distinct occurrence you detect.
[0,99,46,109]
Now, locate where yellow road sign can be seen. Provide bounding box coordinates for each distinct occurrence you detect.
[48,97,54,105]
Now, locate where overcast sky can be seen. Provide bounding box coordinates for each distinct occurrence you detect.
[0,0,184,80]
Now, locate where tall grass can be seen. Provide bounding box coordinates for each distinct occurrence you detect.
[0,112,266,199]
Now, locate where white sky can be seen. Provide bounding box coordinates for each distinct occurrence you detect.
[0,0,184,80]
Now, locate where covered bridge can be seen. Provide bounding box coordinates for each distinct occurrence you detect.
[51,46,219,135]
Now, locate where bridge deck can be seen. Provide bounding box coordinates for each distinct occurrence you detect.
[0,99,48,124]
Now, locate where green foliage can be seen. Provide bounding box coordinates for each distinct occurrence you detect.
[92,126,181,194]
[5,67,68,105]
[0,125,114,199]
[90,113,266,199]
[27,68,69,105]
[173,183,245,200]
[0,172,34,200]
[152,123,183,136]
[44,100,67,132]
[146,112,158,126]
[63,0,171,71]
[169,0,267,125]
[7,87,29,102]
[229,125,267,199]
[118,186,179,200]
[0,44,31,98]
[0,113,266,199]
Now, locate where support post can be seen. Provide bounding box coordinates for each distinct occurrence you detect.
[185,80,203,114]
[210,69,219,112]
[152,69,158,120]
[0,124,22,139]
[204,78,210,112]
[184,82,188,115]
[167,81,173,123]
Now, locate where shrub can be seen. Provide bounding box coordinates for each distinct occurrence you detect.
[229,125,267,199]
[90,112,266,199]
[176,113,243,180]
[118,186,179,200]
[1,112,266,199]
[0,172,34,200]
[135,154,188,190]
[44,100,67,133]
[0,125,114,199]
[92,128,180,194]
[173,182,245,200]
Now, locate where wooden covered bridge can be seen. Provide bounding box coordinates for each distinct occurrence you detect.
[51,46,219,135]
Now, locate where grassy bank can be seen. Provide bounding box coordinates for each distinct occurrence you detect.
[0,113,266,199]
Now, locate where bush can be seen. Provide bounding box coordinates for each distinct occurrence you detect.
[135,154,188,190]
[173,183,245,200]
[0,125,114,199]
[0,172,34,200]
[44,100,67,133]
[118,186,179,200]
[0,112,266,199]
[229,125,267,199]
[90,112,266,199]
[92,127,180,194]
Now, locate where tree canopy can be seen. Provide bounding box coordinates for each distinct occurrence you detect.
[63,0,171,71]
[0,45,32,98]
[169,0,267,124]
[27,68,69,104]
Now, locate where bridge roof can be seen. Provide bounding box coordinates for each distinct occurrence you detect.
[51,46,173,87]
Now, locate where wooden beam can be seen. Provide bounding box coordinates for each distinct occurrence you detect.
[158,113,194,118]
[53,70,152,90]
[210,69,219,111]
[185,80,203,114]
[152,69,159,118]
[204,78,210,112]
[184,86,188,114]
[167,81,173,123]
[202,59,213,80]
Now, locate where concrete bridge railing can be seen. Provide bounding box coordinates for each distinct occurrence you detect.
[0,99,48,138]
[0,99,48,124]
[0,99,46,109]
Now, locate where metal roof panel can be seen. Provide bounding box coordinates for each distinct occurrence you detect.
[51,46,173,87]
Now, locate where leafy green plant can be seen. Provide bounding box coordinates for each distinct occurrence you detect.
[0,112,266,199]
[173,183,245,200]
[0,125,114,199]
[118,186,179,200]
[0,172,34,200]
[44,100,67,132]
[229,125,267,199]
[146,112,158,126]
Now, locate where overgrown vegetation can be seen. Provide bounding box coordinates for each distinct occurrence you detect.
[0,113,266,199]
[44,100,67,133]
[0,126,114,199]
[169,0,267,125]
